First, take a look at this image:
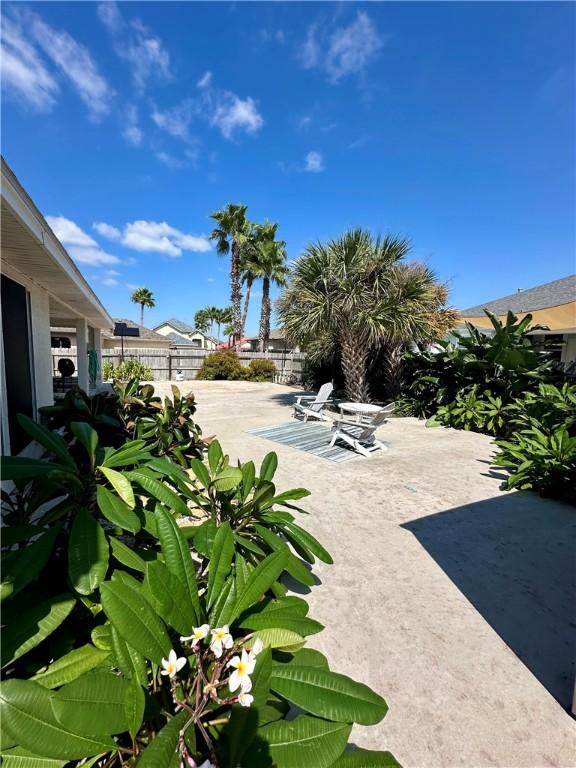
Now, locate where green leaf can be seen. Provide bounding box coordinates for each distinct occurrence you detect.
[124,676,145,740]
[240,612,323,637]
[144,561,197,634]
[1,594,76,668]
[272,488,311,504]
[194,519,218,557]
[31,644,111,688]
[207,522,234,608]
[96,486,141,534]
[250,646,272,708]
[100,440,149,468]
[70,422,98,457]
[110,626,148,687]
[16,414,75,468]
[331,749,403,767]
[207,440,223,472]
[288,648,329,669]
[156,506,201,620]
[68,509,109,595]
[221,705,259,768]
[231,548,289,622]
[260,452,278,482]
[270,666,388,725]
[246,716,351,768]
[126,469,189,516]
[0,749,67,767]
[189,458,211,488]
[100,466,135,508]
[0,457,61,481]
[91,624,113,651]
[254,525,315,586]
[100,581,170,664]
[137,710,189,768]
[212,466,243,492]
[0,679,115,759]
[109,537,147,573]
[0,525,44,548]
[1,526,59,602]
[281,522,333,565]
[253,627,305,651]
[52,671,130,735]
[208,578,236,627]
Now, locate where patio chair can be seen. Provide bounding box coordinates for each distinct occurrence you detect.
[293,382,334,422]
[329,409,389,457]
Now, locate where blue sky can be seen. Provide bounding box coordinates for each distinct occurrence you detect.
[2,1,574,335]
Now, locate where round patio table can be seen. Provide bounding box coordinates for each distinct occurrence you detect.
[338,402,382,422]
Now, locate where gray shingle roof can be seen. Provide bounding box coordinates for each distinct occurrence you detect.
[165,332,201,346]
[460,275,575,317]
[155,318,197,334]
[103,318,169,342]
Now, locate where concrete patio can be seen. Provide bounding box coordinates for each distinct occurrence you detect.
[157,380,576,767]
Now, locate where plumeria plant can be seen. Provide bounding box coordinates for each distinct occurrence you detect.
[0,384,401,767]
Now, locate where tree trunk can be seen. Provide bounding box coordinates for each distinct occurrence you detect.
[240,277,253,340]
[140,304,144,327]
[259,277,271,353]
[231,239,242,349]
[381,341,404,399]
[217,322,221,342]
[340,329,371,402]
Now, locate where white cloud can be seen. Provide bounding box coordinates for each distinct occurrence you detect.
[47,215,120,266]
[29,13,113,119]
[151,100,193,140]
[98,1,172,92]
[0,15,59,112]
[46,216,97,247]
[97,219,211,257]
[122,104,142,146]
[304,151,324,173]
[207,277,215,283]
[154,150,185,170]
[210,92,263,139]
[102,275,120,287]
[298,12,383,83]
[197,70,212,89]
[93,221,121,240]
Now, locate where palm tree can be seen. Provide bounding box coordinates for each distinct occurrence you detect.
[194,309,210,334]
[215,307,233,342]
[278,229,454,402]
[256,233,287,353]
[130,287,155,327]
[209,204,251,347]
[239,222,278,341]
[223,322,235,348]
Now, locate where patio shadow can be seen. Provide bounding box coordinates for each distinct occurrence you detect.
[402,492,576,709]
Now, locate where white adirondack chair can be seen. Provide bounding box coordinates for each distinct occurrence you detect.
[293,382,334,422]
[329,406,392,457]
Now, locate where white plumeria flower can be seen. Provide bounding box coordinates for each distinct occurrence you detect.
[228,649,256,693]
[249,638,264,658]
[237,691,254,707]
[210,625,233,658]
[198,761,215,768]
[160,649,186,678]
[180,624,210,644]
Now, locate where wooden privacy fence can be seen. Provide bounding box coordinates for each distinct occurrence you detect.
[52,347,305,383]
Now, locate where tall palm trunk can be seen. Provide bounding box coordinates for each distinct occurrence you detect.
[140,304,144,326]
[231,240,242,348]
[381,341,404,399]
[340,329,371,402]
[240,277,253,340]
[258,277,271,353]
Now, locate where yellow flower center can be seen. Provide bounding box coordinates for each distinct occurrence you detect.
[166,662,176,674]
[236,660,247,676]
[215,630,226,640]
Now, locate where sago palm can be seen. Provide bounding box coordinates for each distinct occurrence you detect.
[278,229,452,402]
[130,287,155,327]
[209,204,251,347]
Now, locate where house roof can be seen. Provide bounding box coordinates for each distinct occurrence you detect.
[103,318,170,342]
[245,328,286,341]
[460,276,575,317]
[155,318,198,334]
[1,156,113,329]
[165,332,202,346]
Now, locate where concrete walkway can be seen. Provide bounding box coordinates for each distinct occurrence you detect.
[159,380,576,767]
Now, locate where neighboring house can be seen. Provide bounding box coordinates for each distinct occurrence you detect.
[1,157,112,454]
[242,329,298,353]
[154,318,218,350]
[102,319,172,350]
[457,275,576,363]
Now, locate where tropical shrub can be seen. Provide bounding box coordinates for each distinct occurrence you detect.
[197,351,247,381]
[399,311,554,419]
[102,360,115,380]
[248,358,276,381]
[115,359,154,381]
[0,391,400,766]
